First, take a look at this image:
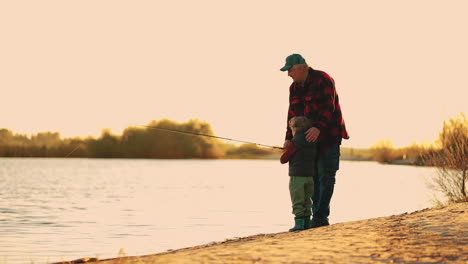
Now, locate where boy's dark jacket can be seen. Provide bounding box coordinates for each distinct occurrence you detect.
[280,130,318,177]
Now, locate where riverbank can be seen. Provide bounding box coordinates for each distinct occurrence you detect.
[59,202,467,264]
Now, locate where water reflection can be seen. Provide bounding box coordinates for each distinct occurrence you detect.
[0,158,440,263]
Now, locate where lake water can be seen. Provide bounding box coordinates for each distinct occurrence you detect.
[0,158,441,264]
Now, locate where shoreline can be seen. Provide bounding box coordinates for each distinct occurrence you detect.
[58,202,468,264]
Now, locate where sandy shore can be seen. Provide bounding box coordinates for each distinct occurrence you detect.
[59,202,467,264]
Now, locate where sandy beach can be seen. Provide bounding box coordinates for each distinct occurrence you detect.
[58,202,467,264]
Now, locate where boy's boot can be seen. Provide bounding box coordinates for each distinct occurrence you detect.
[304,216,312,230]
[289,217,305,232]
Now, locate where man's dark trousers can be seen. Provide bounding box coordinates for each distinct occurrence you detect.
[312,144,340,224]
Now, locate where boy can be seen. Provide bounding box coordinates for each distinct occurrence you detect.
[280,116,318,231]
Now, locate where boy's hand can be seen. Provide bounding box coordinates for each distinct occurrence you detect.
[280,141,296,164]
[283,140,291,150]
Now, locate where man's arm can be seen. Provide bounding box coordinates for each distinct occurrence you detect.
[280,142,296,164]
[304,74,336,142]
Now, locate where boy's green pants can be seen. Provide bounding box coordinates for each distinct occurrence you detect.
[289,176,314,217]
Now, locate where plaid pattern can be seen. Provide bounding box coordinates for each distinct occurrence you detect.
[285,67,349,151]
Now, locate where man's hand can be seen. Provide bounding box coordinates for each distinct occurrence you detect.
[283,140,292,150]
[305,127,320,142]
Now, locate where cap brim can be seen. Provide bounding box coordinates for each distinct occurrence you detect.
[280,65,291,71]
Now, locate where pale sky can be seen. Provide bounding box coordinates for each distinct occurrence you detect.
[1,0,466,148]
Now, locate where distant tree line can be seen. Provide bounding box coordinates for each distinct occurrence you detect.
[2,115,465,203]
[0,129,88,157]
[0,119,280,159]
[367,113,466,167]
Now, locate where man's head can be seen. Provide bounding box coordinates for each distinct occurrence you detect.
[280,54,309,83]
[289,116,312,136]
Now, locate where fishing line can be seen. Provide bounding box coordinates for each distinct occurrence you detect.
[138,125,284,150]
[65,144,82,157]
[64,125,284,157]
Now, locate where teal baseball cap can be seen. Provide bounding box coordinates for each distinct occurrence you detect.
[280,54,306,71]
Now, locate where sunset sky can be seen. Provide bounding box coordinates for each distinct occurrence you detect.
[1,0,466,148]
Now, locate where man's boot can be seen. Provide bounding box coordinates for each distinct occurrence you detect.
[310,217,330,228]
[304,216,311,230]
[289,217,305,232]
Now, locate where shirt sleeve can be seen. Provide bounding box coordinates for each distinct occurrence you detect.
[314,74,336,131]
[285,105,293,140]
[285,86,293,140]
[285,84,304,140]
[280,142,296,164]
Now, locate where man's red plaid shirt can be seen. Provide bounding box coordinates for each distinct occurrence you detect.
[286,67,349,151]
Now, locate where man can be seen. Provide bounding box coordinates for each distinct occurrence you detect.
[280,53,349,228]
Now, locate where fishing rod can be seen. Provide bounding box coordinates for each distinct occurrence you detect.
[138,125,284,150]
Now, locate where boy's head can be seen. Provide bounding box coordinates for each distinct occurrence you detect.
[289,116,312,135]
